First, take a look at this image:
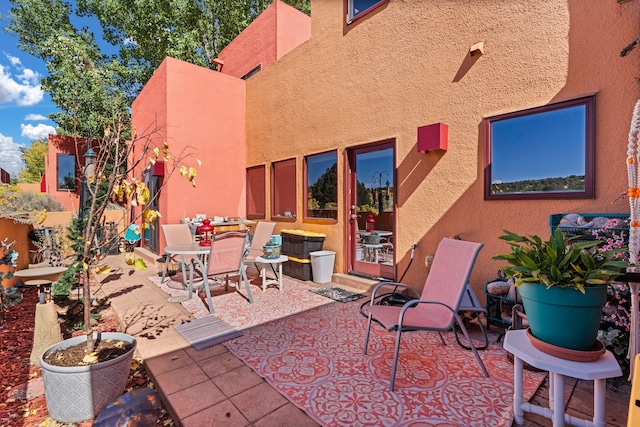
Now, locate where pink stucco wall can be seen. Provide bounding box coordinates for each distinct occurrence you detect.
[216,0,311,79]
[132,57,246,252]
[44,135,88,212]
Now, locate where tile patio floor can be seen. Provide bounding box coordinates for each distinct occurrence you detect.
[96,253,631,426]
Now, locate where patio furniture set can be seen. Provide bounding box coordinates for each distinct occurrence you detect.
[160,221,288,314]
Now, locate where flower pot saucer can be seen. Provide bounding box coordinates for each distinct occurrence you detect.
[526,328,605,362]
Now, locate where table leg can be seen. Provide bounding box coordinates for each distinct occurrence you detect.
[179,255,188,288]
[278,262,283,292]
[261,265,267,292]
[513,355,525,425]
[552,373,566,427]
[593,378,606,427]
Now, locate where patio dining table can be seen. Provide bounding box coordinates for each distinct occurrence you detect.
[162,243,209,302]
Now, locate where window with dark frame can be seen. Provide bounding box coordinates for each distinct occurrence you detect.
[484,95,595,200]
[272,158,297,219]
[246,165,266,219]
[57,154,76,191]
[346,0,388,24]
[306,151,338,220]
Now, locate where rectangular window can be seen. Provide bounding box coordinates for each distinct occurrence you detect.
[305,151,337,220]
[484,95,595,200]
[57,154,76,191]
[246,165,266,219]
[346,0,388,24]
[271,158,296,219]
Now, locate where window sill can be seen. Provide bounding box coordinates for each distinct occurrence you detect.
[271,216,297,223]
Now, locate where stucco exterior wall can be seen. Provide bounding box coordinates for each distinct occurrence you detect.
[246,1,640,294]
[217,0,311,79]
[45,135,88,212]
[132,57,247,253]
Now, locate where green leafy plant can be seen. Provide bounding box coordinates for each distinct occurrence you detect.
[0,239,21,322]
[493,229,630,293]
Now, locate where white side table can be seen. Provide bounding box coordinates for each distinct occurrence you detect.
[254,255,288,292]
[504,329,621,427]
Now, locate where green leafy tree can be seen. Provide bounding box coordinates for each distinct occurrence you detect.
[18,139,48,183]
[309,163,337,209]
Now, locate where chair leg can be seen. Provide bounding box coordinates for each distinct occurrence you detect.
[454,313,490,378]
[202,275,214,315]
[241,268,254,304]
[364,314,373,355]
[454,311,489,351]
[390,327,404,391]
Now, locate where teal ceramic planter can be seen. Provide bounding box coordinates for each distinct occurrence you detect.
[518,283,607,351]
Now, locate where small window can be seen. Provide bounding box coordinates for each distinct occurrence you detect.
[484,95,595,200]
[241,64,261,80]
[271,158,297,219]
[346,0,387,24]
[57,154,76,191]
[246,165,266,219]
[306,151,337,220]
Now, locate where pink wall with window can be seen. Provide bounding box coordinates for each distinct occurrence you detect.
[216,0,311,79]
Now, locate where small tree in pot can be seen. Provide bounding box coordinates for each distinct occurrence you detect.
[493,229,630,353]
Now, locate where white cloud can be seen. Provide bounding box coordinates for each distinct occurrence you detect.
[21,123,56,140]
[0,133,25,176]
[0,56,44,106]
[5,54,21,67]
[24,114,48,121]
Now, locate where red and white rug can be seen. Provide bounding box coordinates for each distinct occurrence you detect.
[150,275,546,426]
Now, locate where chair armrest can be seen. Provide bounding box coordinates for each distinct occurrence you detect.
[369,281,413,303]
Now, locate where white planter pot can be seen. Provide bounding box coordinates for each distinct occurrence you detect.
[40,332,136,423]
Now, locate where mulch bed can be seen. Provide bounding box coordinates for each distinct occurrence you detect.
[0,286,175,426]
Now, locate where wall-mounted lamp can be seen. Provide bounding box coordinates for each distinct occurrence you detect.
[470,41,484,57]
[417,122,448,153]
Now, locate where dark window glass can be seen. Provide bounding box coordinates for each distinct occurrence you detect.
[347,0,387,23]
[306,151,337,220]
[57,154,76,191]
[246,165,266,219]
[272,158,296,218]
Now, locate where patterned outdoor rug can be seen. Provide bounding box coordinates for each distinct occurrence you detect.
[173,316,241,350]
[309,286,366,303]
[149,274,545,425]
[223,300,546,426]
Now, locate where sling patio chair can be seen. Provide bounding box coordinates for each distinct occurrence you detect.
[191,231,253,315]
[363,237,490,390]
[244,221,276,274]
[160,223,196,286]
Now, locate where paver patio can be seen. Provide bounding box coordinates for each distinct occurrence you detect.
[94,252,631,426]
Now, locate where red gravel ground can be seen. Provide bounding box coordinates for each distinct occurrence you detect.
[0,287,174,426]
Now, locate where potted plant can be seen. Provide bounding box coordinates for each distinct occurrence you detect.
[493,229,630,353]
[364,231,381,245]
[263,240,282,259]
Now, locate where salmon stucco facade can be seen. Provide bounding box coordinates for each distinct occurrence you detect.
[133,0,640,298]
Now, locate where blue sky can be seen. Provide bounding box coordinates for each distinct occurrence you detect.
[491,105,586,183]
[0,1,111,177]
[0,2,58,177]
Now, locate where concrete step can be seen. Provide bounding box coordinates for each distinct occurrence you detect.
[133,247,162,268]
[331,273,380,293]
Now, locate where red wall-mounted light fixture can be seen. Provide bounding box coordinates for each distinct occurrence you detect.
[417,123,448,153]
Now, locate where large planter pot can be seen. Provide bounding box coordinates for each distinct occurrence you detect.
[40,332,136,423]
[518,283,606,351]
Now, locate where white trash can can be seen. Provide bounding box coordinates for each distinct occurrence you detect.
[310,250,336,284]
